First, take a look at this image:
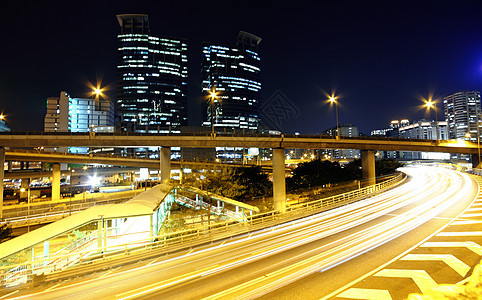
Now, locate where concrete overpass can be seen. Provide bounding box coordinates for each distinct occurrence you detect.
[0,132,479,153]
[0,132,479,215]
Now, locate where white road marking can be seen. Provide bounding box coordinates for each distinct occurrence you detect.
[337,288,392,299]
[401,254,470,276]
[375,269,438,294]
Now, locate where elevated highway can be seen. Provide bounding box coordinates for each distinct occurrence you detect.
[0,132,479,154]
[0,132,479,215]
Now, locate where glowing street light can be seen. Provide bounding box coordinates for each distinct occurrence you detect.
[209,87,219,136]
[329,96,340,139]
[90,87,103,133]
[425,99,439,142]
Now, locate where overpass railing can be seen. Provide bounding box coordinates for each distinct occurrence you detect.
[0,131,442,144]
[0,173,405,287]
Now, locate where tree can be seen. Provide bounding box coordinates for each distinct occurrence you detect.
[193,166,272,202]
[375,159,403,176]
[0,223,11,242]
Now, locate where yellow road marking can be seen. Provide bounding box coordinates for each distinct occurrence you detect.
[337,288,392,300]
[451,220,482,225]
[0,291,19,299]
[437,231,482,236]
[44,283,62,291]
[421,241,482,255]
[401,254,470,276]
[375,269,438,294]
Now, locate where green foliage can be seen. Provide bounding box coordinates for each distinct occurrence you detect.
[375,159,404,176]
[193,166,272,202]
[287,159,362,190]
[0,223,11,242]
[162,217,186,234]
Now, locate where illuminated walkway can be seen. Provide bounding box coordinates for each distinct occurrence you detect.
[0,184,258,287]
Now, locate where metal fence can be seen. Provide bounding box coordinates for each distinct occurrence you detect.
[0,173,405,288]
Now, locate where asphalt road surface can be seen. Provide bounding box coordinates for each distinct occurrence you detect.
[6,165,479,300]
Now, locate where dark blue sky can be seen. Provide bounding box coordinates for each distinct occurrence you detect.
[1,1,482,135]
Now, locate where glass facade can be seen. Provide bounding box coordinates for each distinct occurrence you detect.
[443,90,481,141]
[116,14,188,133]
[44,91,114,153]
[201,31,261,132]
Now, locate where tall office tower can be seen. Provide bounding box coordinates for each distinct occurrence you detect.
[443,90,481,141]
[201,31,262,133]
[117,14,188,133]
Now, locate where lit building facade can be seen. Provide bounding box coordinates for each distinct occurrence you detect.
[116,14,188,133]
[398,120,449,160]
[371,119,409,159]
[323,124,360,159]
[201,31,261,133]
[443,90,481,141]
[0,117,10,132]
[398,120,448,140]
[44,91,114,153]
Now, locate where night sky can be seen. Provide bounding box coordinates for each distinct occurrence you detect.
[2,1,482,135]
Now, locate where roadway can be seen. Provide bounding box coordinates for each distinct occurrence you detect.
[4,166,479,299]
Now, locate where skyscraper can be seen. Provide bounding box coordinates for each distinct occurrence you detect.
[116,14,188,133]
[201,31,261,132]
[443,90,481,141]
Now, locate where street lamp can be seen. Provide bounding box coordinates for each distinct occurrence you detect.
[329,96,340,139]
[91,88,103,133]
[209,88,219,136]
[425,100,439,142]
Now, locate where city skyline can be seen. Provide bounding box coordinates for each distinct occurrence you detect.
[2,1,482,134]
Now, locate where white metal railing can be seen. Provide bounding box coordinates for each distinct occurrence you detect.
[0,173,404,287]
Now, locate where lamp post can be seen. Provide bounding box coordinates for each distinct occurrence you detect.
[209,88,219,136]
[329,96,340,139]
[425,100,439,142]
[91,89,101,132]
[476,105,482,168]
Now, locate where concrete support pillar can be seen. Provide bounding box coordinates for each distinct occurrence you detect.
[0,147,4,220]
[51,163,61,201]
[471,154,481,169]
[160,147,171,183]
[7,161,12,172]
[43,241,49,265]
[97,217,103,252]
[272,148,286,213]
[361,150,376,186]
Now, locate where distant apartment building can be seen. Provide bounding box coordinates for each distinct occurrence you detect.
[44,91,114,153]
[443,90,481,141]
[398,120,449,160]
[370,120,409,159]
[116,14,188,133]
[201,31,262,133]
[323,124,360,159]
[398,120,448,140]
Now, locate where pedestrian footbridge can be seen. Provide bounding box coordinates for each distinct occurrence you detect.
[0,183,258,287]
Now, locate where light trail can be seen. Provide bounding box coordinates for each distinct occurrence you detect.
[10,166,476,300]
